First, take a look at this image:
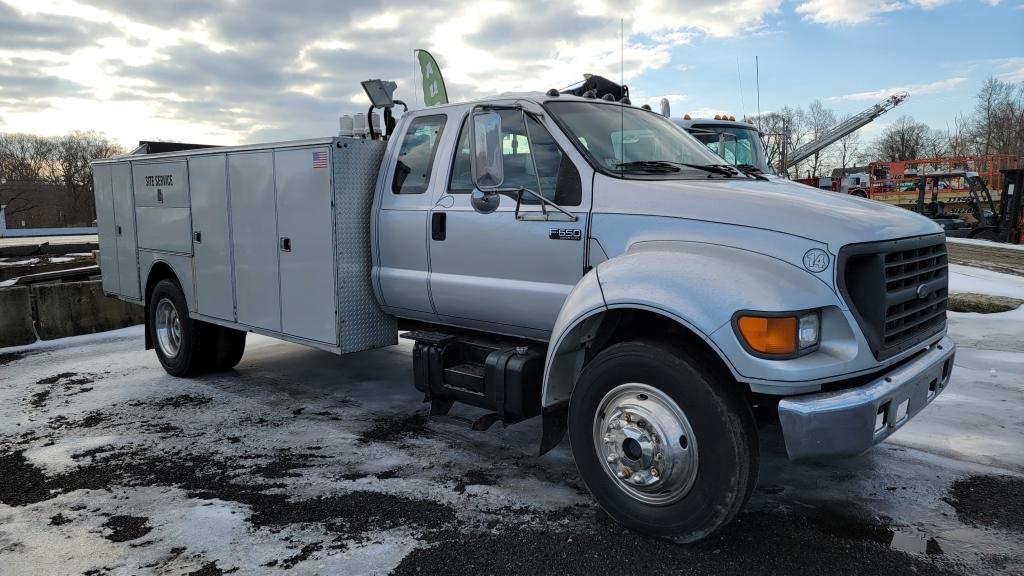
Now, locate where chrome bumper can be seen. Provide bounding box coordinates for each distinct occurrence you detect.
[778,336,955,460]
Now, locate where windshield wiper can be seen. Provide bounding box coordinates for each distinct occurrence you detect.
[680,163,739,177]
[614,161,681,173]
[734,164,769,181]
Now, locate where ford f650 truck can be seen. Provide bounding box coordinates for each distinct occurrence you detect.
[91,88,955,543]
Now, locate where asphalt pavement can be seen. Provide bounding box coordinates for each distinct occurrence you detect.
[1,309,1022,575]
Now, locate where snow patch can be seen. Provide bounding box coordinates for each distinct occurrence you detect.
[0,258,39,266]
[947,237,1024,252]
[949,265,1024,299]
[0,325,144,354]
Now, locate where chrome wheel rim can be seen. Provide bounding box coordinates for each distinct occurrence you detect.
[593,383,698,505]
[154,298,182,358]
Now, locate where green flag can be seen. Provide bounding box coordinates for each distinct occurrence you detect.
[416,49,448,107]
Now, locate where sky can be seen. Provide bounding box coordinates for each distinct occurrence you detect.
[0,0,1021,149]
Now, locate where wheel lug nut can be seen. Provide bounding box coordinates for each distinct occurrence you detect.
[603,434,614,443]
[650,468,659,477]
[624,414,632,423]
[606,454,618,463]
[655,453,663,461]
[637,420,646,428]
[619,467,631,478]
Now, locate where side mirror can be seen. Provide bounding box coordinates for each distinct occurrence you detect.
[470,109,504,190]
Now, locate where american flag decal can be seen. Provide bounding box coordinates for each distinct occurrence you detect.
[312,151,328,169]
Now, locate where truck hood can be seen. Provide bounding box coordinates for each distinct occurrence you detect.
[592,174,942,250]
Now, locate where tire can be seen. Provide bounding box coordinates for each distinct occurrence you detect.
[568,339,758,543]
[208,325,246,371]
[148,278,207,377]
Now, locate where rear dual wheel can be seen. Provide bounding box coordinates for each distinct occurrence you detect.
[569,339,758,543]
[149,279,246,377]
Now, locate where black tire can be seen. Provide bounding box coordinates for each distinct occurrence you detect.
[208,325,247,371]
[148,278,207,377]
[569,339,758,543]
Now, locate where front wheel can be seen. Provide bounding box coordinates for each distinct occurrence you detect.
[569,339,758,543]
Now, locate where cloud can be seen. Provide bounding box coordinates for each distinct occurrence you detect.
[794,0,964,24]
[830,77,968,101]
[795,0,903,24]
[991,57,1024,82]
[0,0,794,145]
[0,2,117,51]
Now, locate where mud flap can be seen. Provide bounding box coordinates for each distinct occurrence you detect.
[539,404,568,455]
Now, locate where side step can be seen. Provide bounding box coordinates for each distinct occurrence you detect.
[402,330,545,426]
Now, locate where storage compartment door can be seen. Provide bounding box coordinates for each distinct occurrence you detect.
[189,155,234,321]
[93,164,119,295]
[228,152,281,332]
[111,163,140,299]
[274,147,337,344]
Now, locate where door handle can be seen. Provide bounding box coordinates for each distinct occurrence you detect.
[431,212,446,241]
[116,225,122,236]
[193,231,202,244]
[280,237,292,252]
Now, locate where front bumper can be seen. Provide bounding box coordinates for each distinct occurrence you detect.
[777,335,955,459]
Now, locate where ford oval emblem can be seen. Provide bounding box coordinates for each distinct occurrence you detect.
[802,249,830,273]
[916,283,931,299]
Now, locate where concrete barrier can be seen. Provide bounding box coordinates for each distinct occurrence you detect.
[32,281,145,340]
[0,258,96,281]
[0,287,36,347]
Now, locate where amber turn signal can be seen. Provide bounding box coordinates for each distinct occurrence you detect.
[736,315,798,355]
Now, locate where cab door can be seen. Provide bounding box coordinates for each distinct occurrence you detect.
[427,111,590,338]
[373,113,450,319]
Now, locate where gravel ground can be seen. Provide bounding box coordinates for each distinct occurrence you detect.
[947,242,1024,277]
[1,311,1023,575]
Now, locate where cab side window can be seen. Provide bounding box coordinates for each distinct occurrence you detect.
[448,112,581,206]
[392,115,446,194]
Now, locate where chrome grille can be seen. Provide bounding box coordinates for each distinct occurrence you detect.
[839,234,948,360]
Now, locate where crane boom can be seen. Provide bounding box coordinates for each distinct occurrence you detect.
[783,92,908,170]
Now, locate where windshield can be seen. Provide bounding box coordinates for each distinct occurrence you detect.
[546,101,729,178]
[686,124,771,174]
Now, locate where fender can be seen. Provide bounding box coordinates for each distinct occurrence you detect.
[542,241,842,409]
[139,251,196,312]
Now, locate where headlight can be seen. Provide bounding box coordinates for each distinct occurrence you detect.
[798,312,820,350]
[734,310,821,358]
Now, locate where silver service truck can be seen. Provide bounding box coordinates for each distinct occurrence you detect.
[91,84,955,543]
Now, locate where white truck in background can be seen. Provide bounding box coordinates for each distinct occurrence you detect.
[92,81,955,543]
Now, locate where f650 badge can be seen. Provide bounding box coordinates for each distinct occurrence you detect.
[550,228,582,241]
[802,248,830,273]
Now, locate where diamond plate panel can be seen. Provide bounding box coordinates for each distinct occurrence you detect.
[333,138,398,353]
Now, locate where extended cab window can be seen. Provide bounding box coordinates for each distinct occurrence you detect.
[392,115,446,194]
[448,112,581,206]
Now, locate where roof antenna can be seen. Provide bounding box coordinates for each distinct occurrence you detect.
[756,56,762,130]
[736,56,746,120]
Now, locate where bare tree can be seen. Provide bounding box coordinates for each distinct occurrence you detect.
[804,100,836,177]
[968,78,1024,158]
[872,116,931,161]
[757,105,808,177]
[0,131,123,225]
[833,114,861,171]
[49,132,124,220]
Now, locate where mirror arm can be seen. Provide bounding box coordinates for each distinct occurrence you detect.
[511,187,576,221]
